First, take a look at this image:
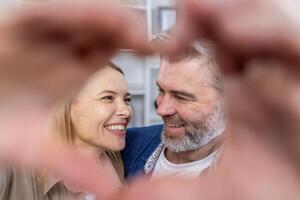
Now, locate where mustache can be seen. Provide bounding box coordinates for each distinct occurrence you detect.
[162,116,185,125]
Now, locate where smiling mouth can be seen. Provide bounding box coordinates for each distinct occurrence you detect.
[105,125,127,131]
[165,123,185,128]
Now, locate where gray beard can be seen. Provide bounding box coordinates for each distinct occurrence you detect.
[161,101,225,153]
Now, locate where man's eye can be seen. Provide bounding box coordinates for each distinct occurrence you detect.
[175,95,187,101]
[101,96,113,102]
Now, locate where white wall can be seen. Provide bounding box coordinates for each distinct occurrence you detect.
[153,0,176,7]
[0,0,19,9]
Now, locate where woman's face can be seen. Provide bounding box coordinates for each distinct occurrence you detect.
[71,66,132,152]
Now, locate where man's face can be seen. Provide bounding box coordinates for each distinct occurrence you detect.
[156,58,225,152]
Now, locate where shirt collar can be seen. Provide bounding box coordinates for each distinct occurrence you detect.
[144,143,164,174]
[39,174,84,196]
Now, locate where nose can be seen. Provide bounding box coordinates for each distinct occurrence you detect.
[116,102,132,120]
[156,95,176,117]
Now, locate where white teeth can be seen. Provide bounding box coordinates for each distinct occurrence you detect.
[167,123,184,128]
[106,125,126,131]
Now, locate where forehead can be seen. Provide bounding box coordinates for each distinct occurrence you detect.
[157,58,213,92]
[79,67,128,96]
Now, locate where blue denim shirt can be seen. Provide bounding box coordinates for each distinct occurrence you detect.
[121,124,163,179]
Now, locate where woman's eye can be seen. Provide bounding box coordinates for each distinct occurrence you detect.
[158,88,164,93]
[101,96,113,102]
[124,97,132,105]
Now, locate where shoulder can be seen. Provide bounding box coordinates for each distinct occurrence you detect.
[126,124,163,142]
[124,124,163,158]
[0,168,12,199]
[122,124,163,178]
[0,168,12,188]
[0,168,38,199]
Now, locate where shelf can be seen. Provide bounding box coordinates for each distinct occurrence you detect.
[149,115,160,120]
[148,116,163,125]
[130,90,146,95]
[128,95,144,127]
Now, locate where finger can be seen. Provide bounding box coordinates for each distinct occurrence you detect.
[170,0,226,45]
[244,62,300,165]
[13,1,152,55]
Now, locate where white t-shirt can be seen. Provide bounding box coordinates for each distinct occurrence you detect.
[151,147,217,179]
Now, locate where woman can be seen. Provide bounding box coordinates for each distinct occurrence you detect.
[0,62,132,200]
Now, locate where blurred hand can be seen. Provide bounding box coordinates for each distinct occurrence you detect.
[115,0,300,197]
[0,0,151,197]
[170,0,300,176]
[0,0,151,105]
[225,60,300,166]
[170,0,300,74]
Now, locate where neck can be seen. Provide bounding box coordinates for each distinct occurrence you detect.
[73,136,106,159]
[165,134,224,164]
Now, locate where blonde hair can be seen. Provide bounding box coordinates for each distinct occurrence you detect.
[54,101,73,144]
[53,63,125,180]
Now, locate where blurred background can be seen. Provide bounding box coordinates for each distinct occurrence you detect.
[0,0,177,127]
[112,0,177,128]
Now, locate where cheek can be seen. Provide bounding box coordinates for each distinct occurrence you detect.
[71,103,107,131]
[89,107,111,127]
[176,104,205,122]
[189,105,216,124]
[93,105,116,125]
[177,106,193,119]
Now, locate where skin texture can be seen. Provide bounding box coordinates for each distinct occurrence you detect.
[0,0,150,198]
[71,66,132,154]
[111,0,300,200]
[170,0,300,74]
[1,0,300,199]
[156,58,224,163]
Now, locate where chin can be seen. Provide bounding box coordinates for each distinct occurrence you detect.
[110,142,125,151]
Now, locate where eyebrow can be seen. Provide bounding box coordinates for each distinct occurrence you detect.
[171,90,196,100]
[98,90,131,96]
[156,82,196,100]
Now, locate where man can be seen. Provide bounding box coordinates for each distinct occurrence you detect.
[122,31,226,179]
[116,0,300,199]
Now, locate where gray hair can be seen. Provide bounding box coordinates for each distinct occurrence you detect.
[151,30,223,93]
[161,99,225,152]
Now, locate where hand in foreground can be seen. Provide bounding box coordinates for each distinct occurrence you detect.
[0,0,151,197]
[0,0,151,105]
[170,0,300,74]
[169,0,300,173]
[118,0,300,198]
